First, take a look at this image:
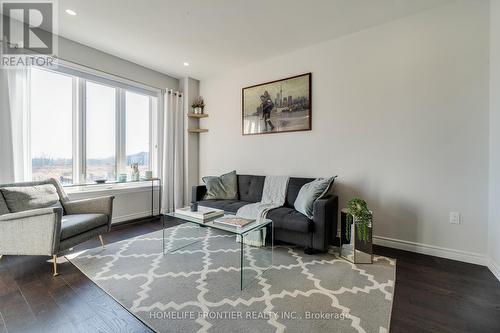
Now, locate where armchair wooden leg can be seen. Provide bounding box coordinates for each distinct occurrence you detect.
[52,255,59,277]
[99,235,105,248]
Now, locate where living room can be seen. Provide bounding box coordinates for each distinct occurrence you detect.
[0,1,499,332]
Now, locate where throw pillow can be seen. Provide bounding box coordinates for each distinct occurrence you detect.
[202,170,238,200]
[294,177,336,218]
[0,184,63,213]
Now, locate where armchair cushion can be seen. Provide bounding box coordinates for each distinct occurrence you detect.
[0,184,63,213]
[61,213,108,240]
[63,196,114,217]
[0,193,9,215]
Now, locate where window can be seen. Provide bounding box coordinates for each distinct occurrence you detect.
[126,91,150,174]
[27,65,159,185]
[85,81,117,181]
[30,68,74,184]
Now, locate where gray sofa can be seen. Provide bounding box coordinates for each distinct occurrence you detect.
[192,175,338,252]
[0,178,114,276]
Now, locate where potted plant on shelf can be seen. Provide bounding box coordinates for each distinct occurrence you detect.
[345,198,372,243]
[191,96,205,114]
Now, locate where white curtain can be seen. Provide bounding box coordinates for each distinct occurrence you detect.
[0,59,29,184]
[161,89,184,212]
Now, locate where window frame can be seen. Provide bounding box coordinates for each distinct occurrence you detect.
[83,78,119,182]
[28,67,76,184]
[122,90,155,176]
[27,63,160,185]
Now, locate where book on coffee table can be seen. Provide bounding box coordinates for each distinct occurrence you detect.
[213,216,255,229]
[175,206,224,221]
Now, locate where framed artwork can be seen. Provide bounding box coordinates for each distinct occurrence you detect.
[242,73,311,135]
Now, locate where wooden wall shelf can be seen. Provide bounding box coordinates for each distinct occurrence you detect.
[187,113,208,118]
[187,128,209,133]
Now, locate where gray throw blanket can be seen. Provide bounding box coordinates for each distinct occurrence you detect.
[236,176,290,246]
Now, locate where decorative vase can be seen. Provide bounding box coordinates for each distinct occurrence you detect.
[130,163,140,181]
[193,107,203,114]
[340,209,373,264]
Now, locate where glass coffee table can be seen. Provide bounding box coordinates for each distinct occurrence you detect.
[164,211,273,290]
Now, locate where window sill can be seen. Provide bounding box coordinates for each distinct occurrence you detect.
[65,181,160,196]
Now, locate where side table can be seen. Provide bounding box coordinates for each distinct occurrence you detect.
[340,208,373,264]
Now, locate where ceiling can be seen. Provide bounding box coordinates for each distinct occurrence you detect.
[54,0,452,80]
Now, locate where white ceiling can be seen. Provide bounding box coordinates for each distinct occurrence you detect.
[56,0,452,80]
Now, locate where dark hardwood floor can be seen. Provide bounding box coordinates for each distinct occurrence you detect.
[1,218,499,333]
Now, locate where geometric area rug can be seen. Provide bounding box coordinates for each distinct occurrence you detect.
[68,224,395,333]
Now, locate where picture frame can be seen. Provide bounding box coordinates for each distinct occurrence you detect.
[242,73,312,135]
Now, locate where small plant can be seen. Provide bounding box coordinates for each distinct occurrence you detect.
[191,96,205,109]
[345,198,372,243]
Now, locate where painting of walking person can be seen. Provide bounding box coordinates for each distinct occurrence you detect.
[242,73,311,135]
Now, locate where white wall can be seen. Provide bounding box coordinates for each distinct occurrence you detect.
[199,1,490,261]
[180,77,201,204]
[58,37,179,90]
[489,0,500,280]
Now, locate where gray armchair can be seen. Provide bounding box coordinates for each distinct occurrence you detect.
[0,178,114,276]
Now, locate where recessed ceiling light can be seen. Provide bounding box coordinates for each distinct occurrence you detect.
[65,9,77,16]
[183,62,190,67]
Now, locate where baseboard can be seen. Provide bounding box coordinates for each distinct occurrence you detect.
[111,210,160,224]
[372,235,489,266]
[488,258,500,282]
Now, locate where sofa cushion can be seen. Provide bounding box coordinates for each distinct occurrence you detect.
[237,175,265,203]
[285,178,315,208]
[202,170,238,200]
[267,207,313,233]
[0,184,63,213]
[0,193,9,215]
[198,200,252,214]
[294,177,336,218]
[61,213,108,240]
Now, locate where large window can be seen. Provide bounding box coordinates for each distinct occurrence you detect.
[30,68,74,184]
[27,66,159,185]
[85,81,117,181]
[126,91,151,174]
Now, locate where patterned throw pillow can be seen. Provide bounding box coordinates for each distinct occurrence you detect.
[202,170,238,200]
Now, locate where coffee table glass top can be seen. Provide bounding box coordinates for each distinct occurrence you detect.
[166,212,272,236]
[164,210,274,290]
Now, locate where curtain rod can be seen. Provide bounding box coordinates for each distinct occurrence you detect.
[59,58,170,91]
[62,58,182,96]
[167,91,183,97]
[1,39,182,96]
